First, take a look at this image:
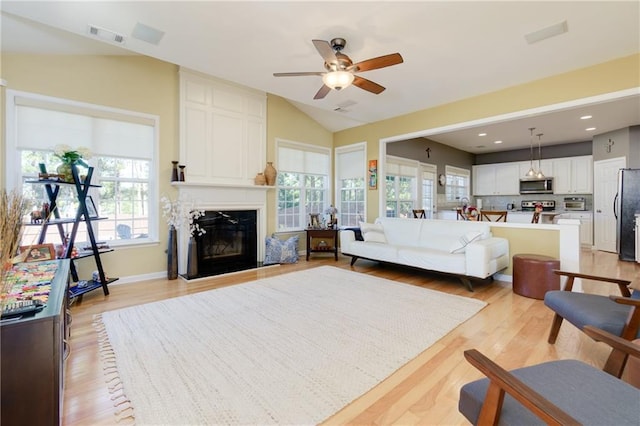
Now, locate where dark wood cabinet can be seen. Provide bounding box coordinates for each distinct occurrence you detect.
[1,259,70,426]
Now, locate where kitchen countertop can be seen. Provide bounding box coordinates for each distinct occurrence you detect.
[507,210,592,214]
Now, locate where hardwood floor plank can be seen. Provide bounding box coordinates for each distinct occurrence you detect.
[61,250,639,425]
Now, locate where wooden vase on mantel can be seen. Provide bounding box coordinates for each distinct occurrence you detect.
[264,162,277,186]
[254,173,266,185]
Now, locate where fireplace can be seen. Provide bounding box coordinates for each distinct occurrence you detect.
[193,210,258,278]
[173,182,268,279]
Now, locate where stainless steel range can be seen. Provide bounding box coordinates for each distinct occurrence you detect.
[521,200,555,212]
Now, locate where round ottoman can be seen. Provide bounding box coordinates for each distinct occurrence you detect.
[512,254,560,299]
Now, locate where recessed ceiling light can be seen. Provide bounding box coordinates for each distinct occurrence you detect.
[494,140,503,144]
[478,133,487,137]
[586,127,596,131]
[580,115,592,120]
[132,22,165,45]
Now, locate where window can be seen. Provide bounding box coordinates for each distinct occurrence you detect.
[385,156,417,218]
[6,91,158,246]
[335,143,366,227]
[445,165,470,203]
[276,140,330,231]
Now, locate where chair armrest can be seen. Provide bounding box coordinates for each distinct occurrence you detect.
[339,229,356,253]
[463,349,579,426]
[610,295,640,307]
[553,270,632,296]
[584,326,640,360]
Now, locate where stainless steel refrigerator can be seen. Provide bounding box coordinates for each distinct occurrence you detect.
[615,168,640,261]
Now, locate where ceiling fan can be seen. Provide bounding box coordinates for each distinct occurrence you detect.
[273,38,403,100]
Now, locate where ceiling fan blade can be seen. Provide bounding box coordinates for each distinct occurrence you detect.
[353,76,385,95]
[313,85,331,100]
[273,72,324,77]
[312,39,337,64]
[351,53,403,72]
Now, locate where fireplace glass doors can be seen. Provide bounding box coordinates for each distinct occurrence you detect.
[193,210,258,278]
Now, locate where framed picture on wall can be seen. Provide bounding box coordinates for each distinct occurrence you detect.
[368,159,378,190]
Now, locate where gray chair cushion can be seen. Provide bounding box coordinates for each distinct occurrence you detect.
[459,359,640,425]
[544,291,640,338]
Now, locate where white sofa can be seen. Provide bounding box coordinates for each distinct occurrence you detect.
[340,217,509,290]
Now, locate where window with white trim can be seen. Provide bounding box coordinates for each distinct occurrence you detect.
[445,165,470,202]
[276,140,331,231]
[335,143,366,227]
[385,156,417,218]
[6,91,158,247]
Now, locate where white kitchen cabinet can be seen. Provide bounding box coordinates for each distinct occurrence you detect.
[552,156,593,194]
[506,211,534,224]
[557,212,593,245]
[574,212,593,246]
[473,163,519,195]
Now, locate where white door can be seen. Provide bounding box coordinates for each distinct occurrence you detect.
[594,157,626,252]
[421,164,436,219]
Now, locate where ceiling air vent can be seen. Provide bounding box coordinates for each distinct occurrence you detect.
[334,99,357,113]
[87,25,126,44]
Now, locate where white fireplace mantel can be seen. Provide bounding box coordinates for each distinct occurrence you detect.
[171,181,274,191]
[173,182,270,276]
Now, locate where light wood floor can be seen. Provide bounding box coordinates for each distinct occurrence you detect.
[63,249,639,425]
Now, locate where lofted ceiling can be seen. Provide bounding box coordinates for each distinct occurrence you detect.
[1,1,639,154]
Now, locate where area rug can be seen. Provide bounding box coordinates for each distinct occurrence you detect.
[95,266,486,425]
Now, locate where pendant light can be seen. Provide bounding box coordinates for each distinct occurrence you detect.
[536,132,545,178]
[525,127,536,177]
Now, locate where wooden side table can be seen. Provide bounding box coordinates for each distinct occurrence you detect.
[306,228,338,261]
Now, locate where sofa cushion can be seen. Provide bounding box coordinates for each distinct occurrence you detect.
[398,246,466,275]
[347,241,399,263]
[450,231,484,254]
[359,222,387,243]
[374,217,422,246]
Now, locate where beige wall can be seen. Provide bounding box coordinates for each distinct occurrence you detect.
[335,54,640,221]
[491,227,560,275]
[1,52,638,279]
[266,94,333,236]
[1,54,179,279]
[0,55,333,279]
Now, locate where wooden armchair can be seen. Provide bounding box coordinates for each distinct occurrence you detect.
[531,211,540,223]
[459,326,640,425]
[412,209,426,219]
[544,270,639,377]
[479,210,507,222]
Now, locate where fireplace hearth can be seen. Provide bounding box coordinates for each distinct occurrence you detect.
[189,210,259,279]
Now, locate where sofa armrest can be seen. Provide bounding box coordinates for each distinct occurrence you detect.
[465,237,510,278]
[340,229,356,254]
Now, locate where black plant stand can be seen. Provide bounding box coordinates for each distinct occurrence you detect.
[27,163,118,299]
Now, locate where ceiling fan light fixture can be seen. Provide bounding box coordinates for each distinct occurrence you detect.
[322,71,354,91]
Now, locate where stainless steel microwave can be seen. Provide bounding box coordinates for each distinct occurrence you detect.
[519,177,554,194]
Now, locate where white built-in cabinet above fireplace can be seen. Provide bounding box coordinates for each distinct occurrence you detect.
[179,68,267,186]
